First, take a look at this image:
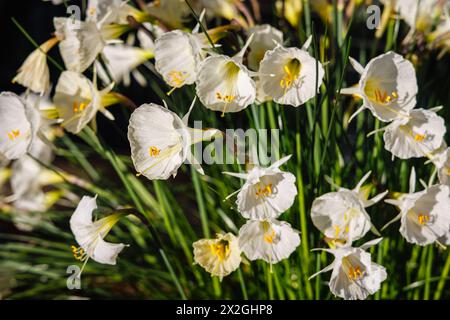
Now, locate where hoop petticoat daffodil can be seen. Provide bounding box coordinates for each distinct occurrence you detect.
[384,168,450,246]
[311,171,387,243]
[247,24,283,71]
[193,232,241,281]
[223,155,297,220]
[0,92,40,160]
[238,219,300,267]
[70,195,128,266]
[12,37,59,95]
[195,34,256,115]
[53,71,117,134]
[145,0,191,29]
[258,36,325,107]
[309,238,387,300]
[375,107,446,160]
[340,51,418,122]
[128,99,221,180]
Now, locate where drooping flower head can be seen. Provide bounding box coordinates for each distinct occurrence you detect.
[311,171,387,243]
[193,232,241,280]
[128,99,220,180]
[341,52,418,122]
[53,71,115,134]
[259,36,325,107]
[195,35,256,115]
[310,238,387,300]
[385,168,450,246]
[70,195,128,265]
[223,155,297,220]
[381,107,446,159]
[238,219,300,266]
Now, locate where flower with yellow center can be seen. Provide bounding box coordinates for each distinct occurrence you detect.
[193,233,241,280]
[258,37,324,107]
[195,35,256,115]
[223,155,297,220]
[311,171,387,244]
[145,0,191,29]
[309,238,387,300]
[0,92,40,160]
[128,99,221,180]
[432,147,450,187]
[381,107,446,160]
[385,168,450,246]
[53,71,116,134]
[70,195,128,266]
[340,51,418,122]
[238,219,300,267]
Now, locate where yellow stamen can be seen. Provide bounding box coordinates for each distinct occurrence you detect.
[73,101,88,113]
[167,70,186,88]
[418,213,430,225]
[71,245,86,261]
[255,183,273,197]
[348,266,364,280]
[280,58,301,93]
[414,133,426,142]
[372,89,398,104]
[149,146,160,157]
[7,130,20,140]
[210,239,230,262]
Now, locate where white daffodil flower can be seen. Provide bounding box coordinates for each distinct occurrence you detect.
[432,147,450,186]
[154,29,207,93]
[199,0,245,26]
[310,238,387,300]
[193,232,241,280]
[247,24,283,71]
[195,35,256,115]
[53,71,115,134]
[70,195,128,265]
[381,107,446,159]
[13,37,59,94]
[97,44,153,86]
[259,36,324,107]
[223,155,297,220]
[238,219,300,266]
[86,0,140,25]
[340,51,418,122]
[145,0,191,29]
[385,169,450,246]
[395,0,443,32]
[428,13,450,58]
[311,171,387,243]
[53,13,128,73]
[0,92,40,160]
[128,99,220,180]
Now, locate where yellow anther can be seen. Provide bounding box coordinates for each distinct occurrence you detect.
[7,130,20,140]
[280,58,301,91]
[255,183,273,197]
[334,225,340,237]
[373,89,398,104]
[71,245,86,261]
[167,71,186,88]
[348,266,363,280]
[263,229,276,244]
[414,133,426,142]
[210,239,230,261]
[418,214,430,225]
[73,101,87,113]
[149,146,161,157]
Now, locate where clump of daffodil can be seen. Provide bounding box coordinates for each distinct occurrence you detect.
[193,233,241,280]
[310,238,387,300]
